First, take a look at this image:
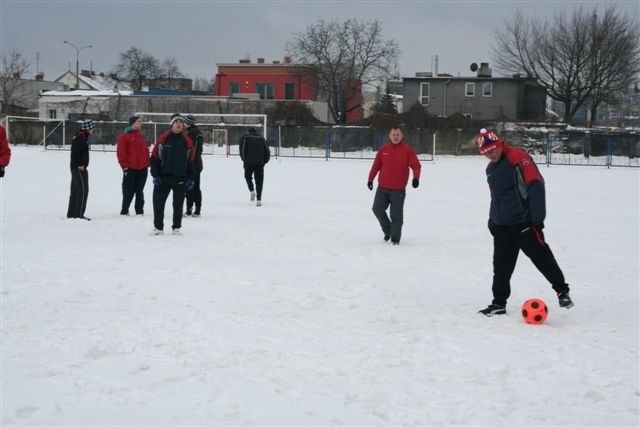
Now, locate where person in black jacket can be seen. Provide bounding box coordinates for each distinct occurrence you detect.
[67,119,95,220]
[183,115,204,217]
[239,127,270,206]
[150,114,195,235]
[476,129,574,316]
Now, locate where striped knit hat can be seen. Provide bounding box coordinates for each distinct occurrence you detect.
[183,114,196,126]
[476,128,501,154]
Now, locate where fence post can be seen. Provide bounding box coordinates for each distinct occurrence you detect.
[432,132,437,161]
[277,125,281,159]
[324,131,331,160]
[546,133,552,166]
[607,137,612,168]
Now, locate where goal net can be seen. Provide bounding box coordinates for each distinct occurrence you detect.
[134,112,267,156]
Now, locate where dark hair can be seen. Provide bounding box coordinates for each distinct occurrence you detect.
[389,125,405,133]
[248,127,257,134]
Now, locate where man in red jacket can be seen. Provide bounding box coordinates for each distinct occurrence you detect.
[367,126,421,245]
[0,125,11,178]
[117,116,150,216]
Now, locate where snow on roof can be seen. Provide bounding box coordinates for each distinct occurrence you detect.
[40,90,132,96]
[77,73,132,92]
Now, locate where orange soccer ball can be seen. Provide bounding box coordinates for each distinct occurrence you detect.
[521,298,548,324]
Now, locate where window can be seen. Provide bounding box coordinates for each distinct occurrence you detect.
[482,82,492,97]
[48,109,57,119]
[420,83,430,106]
[463,113,473,119]
[285,83,296,100]
[255,82,275,100]
[229,82,239,95]
[465,82,475,97]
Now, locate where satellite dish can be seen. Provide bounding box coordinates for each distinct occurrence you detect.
[470,63,478,72]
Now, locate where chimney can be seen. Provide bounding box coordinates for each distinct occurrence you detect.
[35,72,45,81]
[477,62,492,77]
[284,56,292,64]
[81,69,91,77]
[100,72,104,77]
[272,60,280,64]
[110,73,118,80]
[257,57,265,64]
[12,72,20,79]
[239,59,251,64]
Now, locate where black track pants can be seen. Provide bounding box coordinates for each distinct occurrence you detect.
[491,225,569,307]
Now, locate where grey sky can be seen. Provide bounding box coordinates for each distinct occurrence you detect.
[1,0,638,83]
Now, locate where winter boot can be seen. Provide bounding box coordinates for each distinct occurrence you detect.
[478,304,506,316]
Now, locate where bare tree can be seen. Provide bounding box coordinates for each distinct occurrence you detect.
[159,57,185,79]
[586,8,640,125]
[193,75,215,94]
[0,49,31,114]
[112,47,160,91]
[492,6,640,125]
[287,18,400,124]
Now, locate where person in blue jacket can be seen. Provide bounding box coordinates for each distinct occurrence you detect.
[476,129,574,316]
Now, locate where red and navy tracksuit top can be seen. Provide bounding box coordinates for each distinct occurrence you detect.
[486,142,545,226]
[150,131,195,179]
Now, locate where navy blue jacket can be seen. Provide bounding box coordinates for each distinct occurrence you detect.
[486,143,546,226]
[150,131,195,179]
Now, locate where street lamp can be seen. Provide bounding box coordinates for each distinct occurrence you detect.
[63,40,92,90]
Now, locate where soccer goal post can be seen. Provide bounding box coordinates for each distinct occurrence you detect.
[134,112,267,156]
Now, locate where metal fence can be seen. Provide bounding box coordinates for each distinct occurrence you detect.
[2,115,637,167]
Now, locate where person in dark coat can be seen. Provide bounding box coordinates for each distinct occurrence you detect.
[476,128,574,316]
[117,116,150,216]
[239,127,270,206]
[67,119,95,220]
[0,125,11,178]
[183,114,204,216]
[150,114,195,235]
[367,126,421,245]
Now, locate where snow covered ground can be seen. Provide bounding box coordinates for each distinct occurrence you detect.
[1,146,638,426]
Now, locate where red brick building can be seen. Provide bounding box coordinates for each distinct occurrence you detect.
[215,56,363,124]
[215,57,317,101]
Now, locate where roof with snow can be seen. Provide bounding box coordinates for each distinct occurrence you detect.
[55,71,133,92]
[40,90,132,97]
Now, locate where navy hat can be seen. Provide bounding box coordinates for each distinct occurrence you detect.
[81,119,95,131]
[128,115,140,126]
[183,114,196,126]
[169,113,184,125]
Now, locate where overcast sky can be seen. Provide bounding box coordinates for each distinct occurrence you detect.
[1,0,638,83]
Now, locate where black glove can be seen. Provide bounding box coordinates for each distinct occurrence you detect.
[367,181,373,191]
[412,178,419,188]
[0,166,4,178]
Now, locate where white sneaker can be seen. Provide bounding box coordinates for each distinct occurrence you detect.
[172,228,181,235]
[256,200,262,207]
[250,191,256,201]
[152,228,164,235]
